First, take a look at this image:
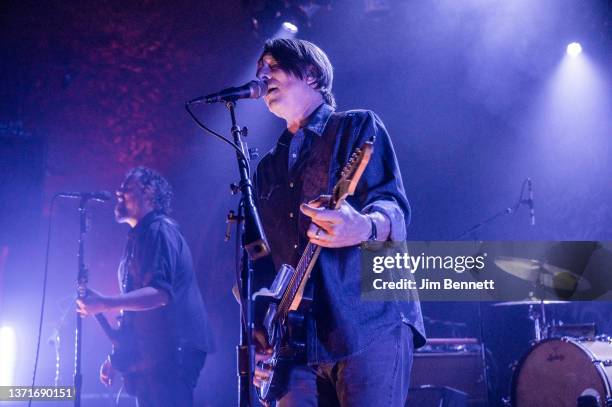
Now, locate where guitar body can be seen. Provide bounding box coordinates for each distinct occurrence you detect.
[94,313,140,394]
[258,294,311,401]
[108,334,138,377]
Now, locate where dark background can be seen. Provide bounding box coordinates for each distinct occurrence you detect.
[1,1,611,405]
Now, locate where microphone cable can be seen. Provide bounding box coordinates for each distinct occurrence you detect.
[27,194,59,407]
[184,101,251,176]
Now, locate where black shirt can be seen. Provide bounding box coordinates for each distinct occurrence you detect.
[118,211,214,366]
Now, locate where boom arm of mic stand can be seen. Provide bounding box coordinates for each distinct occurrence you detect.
[454,182,528,240]
[454,207,514,240]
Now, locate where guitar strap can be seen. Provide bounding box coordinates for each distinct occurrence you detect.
[298,111,345,238]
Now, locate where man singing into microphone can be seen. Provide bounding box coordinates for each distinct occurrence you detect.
[76,166,214,407]
[252,38,425,405]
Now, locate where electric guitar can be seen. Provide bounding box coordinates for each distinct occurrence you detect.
[256,137,375,403]
[94,312,142,393]
[77,271,139,393]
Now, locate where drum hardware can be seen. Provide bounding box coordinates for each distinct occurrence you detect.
[548,322,597,340]
[493,300,571,306]
[494,255,590,342]
[529,302,545,342]
[493,299,570,342]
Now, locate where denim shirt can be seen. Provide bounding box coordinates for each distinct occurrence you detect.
[254,104,426,364]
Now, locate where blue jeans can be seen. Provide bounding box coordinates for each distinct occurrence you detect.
[277,323,414,407]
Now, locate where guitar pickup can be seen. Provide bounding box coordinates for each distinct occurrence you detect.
[252,264,295,300]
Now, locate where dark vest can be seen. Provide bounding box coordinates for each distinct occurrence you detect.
[256,113,343,272]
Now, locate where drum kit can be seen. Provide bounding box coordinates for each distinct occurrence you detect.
[492,256,612,407]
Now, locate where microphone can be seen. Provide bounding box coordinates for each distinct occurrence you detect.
[194,80,268,104]
[526,178,535,226]
[56,191,112,202]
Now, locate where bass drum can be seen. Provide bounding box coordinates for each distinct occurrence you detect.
[511,338,612,407]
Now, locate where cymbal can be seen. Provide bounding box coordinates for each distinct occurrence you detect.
[494,256,591,291]
[493,300,570,307]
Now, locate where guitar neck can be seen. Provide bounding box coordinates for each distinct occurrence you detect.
[276,244,319,318]
[276,197,344,319]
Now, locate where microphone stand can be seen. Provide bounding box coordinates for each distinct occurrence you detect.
[454,178,533,240]
[453,178,533,405]
[223,100,270,407]
[73,197,91,407]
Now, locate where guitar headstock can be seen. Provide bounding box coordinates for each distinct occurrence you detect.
[330,137,375,209]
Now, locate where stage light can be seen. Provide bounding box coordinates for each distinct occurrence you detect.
[0,326,17,386]
[365,0,391,18]
[246,1,327,37]
[282,21,299,34]
[566,42,582,57]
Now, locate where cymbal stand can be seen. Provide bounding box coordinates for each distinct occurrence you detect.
[527,272,548,342]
